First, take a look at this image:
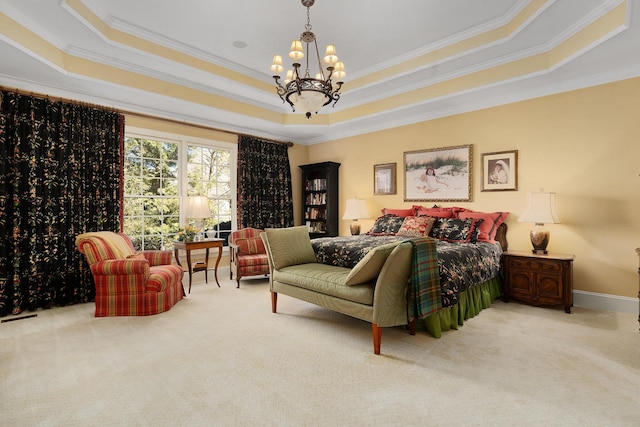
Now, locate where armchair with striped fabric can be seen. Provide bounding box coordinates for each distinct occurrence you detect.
[76,232,184,317]
[229,228,270,288]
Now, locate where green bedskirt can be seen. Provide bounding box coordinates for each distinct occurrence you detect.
[418,276,502,338]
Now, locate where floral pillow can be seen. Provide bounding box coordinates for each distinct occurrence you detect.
[366,214,405,236]
[396,216,436,237]
[429,218,484,243]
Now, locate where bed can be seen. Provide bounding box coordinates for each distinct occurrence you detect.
[311,207,509,338]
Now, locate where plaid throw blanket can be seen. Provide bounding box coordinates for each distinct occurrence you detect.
[408,237,442,320]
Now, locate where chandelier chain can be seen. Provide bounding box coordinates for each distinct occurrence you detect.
[306,6,312,33]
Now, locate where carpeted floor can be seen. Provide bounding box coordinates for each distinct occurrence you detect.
[2,269,639,426]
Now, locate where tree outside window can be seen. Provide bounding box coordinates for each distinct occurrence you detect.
[123,134,235,250]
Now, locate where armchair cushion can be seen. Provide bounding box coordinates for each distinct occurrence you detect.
[236,237,266,255]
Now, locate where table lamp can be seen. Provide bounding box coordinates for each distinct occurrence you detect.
[342,198,369,235]
[187,196,211,240]
[518,191,560,254]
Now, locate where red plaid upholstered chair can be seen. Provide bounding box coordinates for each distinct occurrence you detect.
[229,228,270,288]
[76,232,184,317]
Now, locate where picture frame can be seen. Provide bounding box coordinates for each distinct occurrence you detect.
[373,163,397,195]
[481,150,518,192]
[404,144,472,202]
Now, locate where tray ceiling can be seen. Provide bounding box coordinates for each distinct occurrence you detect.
[0,0,638,144]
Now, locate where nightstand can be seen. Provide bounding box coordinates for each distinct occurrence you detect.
[502,250,574,313]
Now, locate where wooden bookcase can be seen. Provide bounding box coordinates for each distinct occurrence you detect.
[299,161,340,238]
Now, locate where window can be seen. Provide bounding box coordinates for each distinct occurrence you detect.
[186,144,232,245]
[123,129,236,250]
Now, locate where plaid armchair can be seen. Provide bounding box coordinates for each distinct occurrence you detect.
[76,232,184,317]
[229,228,270,288]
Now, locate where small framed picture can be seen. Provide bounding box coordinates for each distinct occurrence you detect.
[481,150,518,192]
[374,163,397,195]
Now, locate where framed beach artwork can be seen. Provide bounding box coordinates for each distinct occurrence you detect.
[403,144,472,202]
[481,150,518,192]
[373,163,397,195]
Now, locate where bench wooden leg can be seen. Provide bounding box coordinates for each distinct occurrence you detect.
[271,291,278,313]
[408,318,416,335]
[372,323,382,355]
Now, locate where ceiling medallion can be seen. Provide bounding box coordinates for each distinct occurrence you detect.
[270,0,345,119]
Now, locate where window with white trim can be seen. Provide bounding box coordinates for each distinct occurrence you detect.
[123,129,236,250]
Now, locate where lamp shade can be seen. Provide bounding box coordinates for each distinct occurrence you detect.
[518,192,560,224]
[342,198,369,220]
[333,61,346,80]
[187,196,211,219]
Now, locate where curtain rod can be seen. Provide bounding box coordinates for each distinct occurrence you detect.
[125,110,294,147]
[1,85,294,147]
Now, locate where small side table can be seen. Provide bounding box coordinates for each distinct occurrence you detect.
[173,238,224,293]
[503,250,574,313]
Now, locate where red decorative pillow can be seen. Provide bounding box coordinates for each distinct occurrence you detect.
[380,207,414,218]
[396,216,436,237]
[237,237,265,254]
[458,211,509,243]
[416,207,455,218]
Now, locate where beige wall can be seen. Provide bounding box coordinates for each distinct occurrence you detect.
[298,77,640,299]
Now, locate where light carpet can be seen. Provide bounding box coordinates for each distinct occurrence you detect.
[1,269,639,426]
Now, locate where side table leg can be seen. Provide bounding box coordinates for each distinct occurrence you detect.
[214,245,222,287]
[174,248,186,297]
[186,249,193,294]
[204,249,209,284]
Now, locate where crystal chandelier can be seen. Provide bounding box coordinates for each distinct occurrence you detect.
[270,0,346,119]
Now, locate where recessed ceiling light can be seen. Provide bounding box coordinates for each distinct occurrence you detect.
[232,41,247,49]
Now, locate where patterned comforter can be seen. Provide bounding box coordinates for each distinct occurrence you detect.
[311,235,503,308]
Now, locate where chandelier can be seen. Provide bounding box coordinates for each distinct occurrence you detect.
[270,0,346,119]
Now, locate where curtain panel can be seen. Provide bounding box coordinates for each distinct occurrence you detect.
[0,90,124,317]
[237,135,294,229]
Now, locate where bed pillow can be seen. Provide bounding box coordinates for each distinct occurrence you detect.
[366,214,405,236]
[380,207,414,218]
[344,242,399,286]
[263,226,317,270]
[396,216,436,237]
[415,207,455,218]
[458,211,509,243]
[429,218,484,243]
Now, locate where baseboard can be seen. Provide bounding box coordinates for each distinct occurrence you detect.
[573,290,637,314]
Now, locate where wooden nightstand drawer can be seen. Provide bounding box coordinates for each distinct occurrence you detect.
[507,257,563,272]
[502,251,574,313]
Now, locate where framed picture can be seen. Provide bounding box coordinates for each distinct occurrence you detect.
[481,150,518,191]
[404,144,472,202]
[373,163,397,195]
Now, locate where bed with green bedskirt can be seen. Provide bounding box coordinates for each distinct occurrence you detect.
[311,223,508,339]
[420,276,502,338]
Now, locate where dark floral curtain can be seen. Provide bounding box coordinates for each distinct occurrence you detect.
[237,135,294,229]
[0,90,124,317]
